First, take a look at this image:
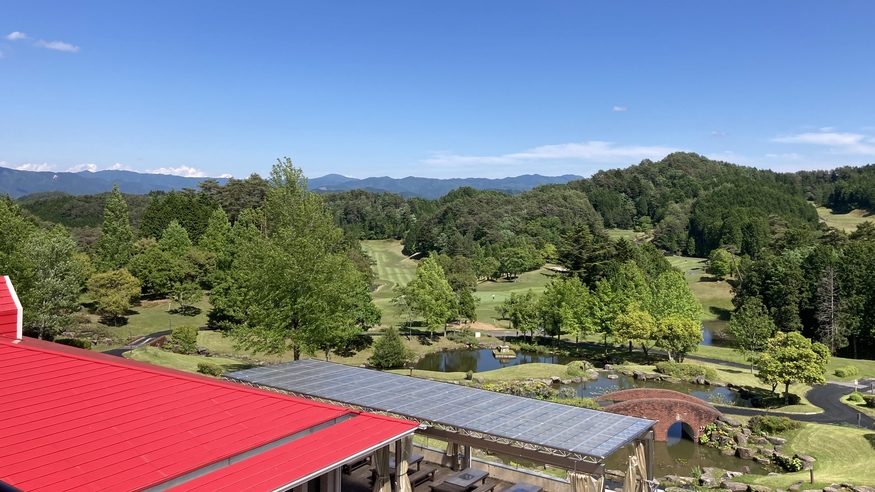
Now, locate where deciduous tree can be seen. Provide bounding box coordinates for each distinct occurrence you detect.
[87,268,141,324]
[407,257,455,338]
[757,331,829,405]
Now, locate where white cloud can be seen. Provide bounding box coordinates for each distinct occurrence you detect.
[6,31,26,41]
[106,162,133,171]
[612,106,628,112]
[711,131,726,137]
[147,165,207,178]
[15,162,56,172]
[34,40,80,53]
[67,163,98,172]
[218,173,233,178]
[819,126,836,132]
[766,153,803,160]
[423,141,678,167]
[773,132,875,155]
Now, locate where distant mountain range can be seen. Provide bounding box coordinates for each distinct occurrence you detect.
[307,173,584,199]
[0,168,228,199]
[3,167,583,200]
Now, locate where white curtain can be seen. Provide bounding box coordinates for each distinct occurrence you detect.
[446,442,460,470]
[569,470,603,492]
[635,442,657,492]
[623,456,638,492]
[373,446,391,492]
[398,436,413,492]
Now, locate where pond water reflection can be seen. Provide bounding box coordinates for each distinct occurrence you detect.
[415,348,577,373]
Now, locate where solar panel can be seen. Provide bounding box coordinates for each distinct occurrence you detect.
[226,359,655,461]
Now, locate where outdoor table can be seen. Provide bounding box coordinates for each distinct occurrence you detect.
[443,467,489,489]
[389,453,424,472]
[503,482,542,492]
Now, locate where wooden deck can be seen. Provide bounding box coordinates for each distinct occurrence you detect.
[340,461,506,492]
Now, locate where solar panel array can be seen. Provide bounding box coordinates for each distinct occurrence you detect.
[226,359,655,460]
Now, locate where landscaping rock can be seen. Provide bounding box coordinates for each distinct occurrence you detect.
[721,481,748,492]
[607,374,619,380]
[719,435,732,447]
[664,487,687,492]
[721,471,743,480]
[751,437,769,445]
[588,371,599,380]
[754,457,771,465]
[788,483,803,492]
[749,486,772,492]
[795,454,816,470]
[742,428,752,437]
[719,415,743,427]
[736,447,755,460]
[851,487,875,492]
[822,487,838,492]
[693,375,706,384]
[700,477,718,488]
[774,445,783,452]
[721,448,736,456]
[475,376,486,384]
[603,363,613,370]
[766,436,787,445]
[761,448,774,457]
[735,433,748,446]
[551,376,562,384]
[570,377,582,383]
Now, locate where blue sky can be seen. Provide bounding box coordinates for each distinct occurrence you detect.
[2,2,874,179]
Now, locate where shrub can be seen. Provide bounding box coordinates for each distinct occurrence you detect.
[863,394,875,408]
[834,366,859,378]
[447,327,477,344]
[848,392,865,403]
[748,415,803,434]
[55,338,92,350]
[482,381,556,399]
[773,454,803,472]
[369,327,412,369]
[565,360,594,377]
[171,325,199,355]
[197,362,224,377]
[517,342,552,354]
[556,396,601,410]
[654,361,717,381]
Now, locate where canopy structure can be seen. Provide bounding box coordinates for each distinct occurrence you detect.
[226,360,656,475]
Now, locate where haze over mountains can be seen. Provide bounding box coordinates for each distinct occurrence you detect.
[1,167,583,200]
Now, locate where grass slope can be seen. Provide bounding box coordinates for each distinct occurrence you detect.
[742,422,875,489]
[125,346,252,374]
[816,206,875,232]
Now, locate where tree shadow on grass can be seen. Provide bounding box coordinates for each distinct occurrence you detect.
[169,307,202,317]
[333,334,374,358]
[864,434,875,451]
[709,306,732,320]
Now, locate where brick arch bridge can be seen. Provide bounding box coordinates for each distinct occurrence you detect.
[595,388,723,442]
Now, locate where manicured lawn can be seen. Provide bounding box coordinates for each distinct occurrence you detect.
[125,346,252,374]
[390,362,574,382]
[362,239,556,329]
[472,268,557,329]
[94,294,213,350]
[361,240,419,326]
[816,206,874,232]
[666,255,734,324]
[840,394,875,420]
[741,422,875,489]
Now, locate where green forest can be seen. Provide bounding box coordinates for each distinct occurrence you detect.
[3,152,875,362]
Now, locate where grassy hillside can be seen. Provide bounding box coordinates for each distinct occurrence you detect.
[816,206,875,232]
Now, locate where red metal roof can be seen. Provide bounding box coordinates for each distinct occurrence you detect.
[0,336,416,491]
[0,276,22,340]
[168,413,419,492]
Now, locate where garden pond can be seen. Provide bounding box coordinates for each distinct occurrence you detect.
[414,348,748,407]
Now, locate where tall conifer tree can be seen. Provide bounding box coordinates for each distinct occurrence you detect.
[93,185,134,272]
